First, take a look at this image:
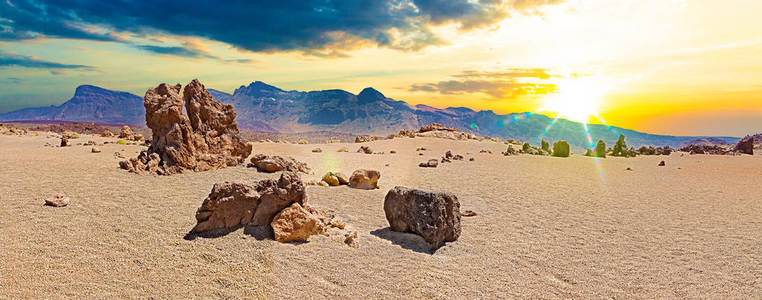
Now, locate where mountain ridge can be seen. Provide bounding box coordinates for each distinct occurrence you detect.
[0,81,741,150]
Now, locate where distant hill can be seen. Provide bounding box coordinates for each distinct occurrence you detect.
[0,81,741,151]
[0,85,144,125]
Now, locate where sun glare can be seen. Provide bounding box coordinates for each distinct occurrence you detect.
[539,76,612,123]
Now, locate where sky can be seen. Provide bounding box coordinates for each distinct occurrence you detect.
[1,0,761,137]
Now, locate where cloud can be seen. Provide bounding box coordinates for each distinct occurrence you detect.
[134,45,218,59]
[409,67,558,99]
[1,0,566,55]
[0,51,95,71]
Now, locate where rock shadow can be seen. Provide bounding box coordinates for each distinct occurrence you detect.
[183,226,241,240]
[370,227,434,254]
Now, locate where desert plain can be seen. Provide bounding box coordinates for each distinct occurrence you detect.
[1,132,761,298]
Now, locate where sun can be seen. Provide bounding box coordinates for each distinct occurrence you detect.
[538,76,612,123]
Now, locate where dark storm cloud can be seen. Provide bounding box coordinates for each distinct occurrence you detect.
[134,45,218,59]
[409,67,558,99]
[0,0,565,54]
[0,51,95,70]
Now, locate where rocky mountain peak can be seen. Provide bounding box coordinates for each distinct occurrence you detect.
[357,87,386,103]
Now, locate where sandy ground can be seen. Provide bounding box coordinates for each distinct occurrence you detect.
[1,133,761,298]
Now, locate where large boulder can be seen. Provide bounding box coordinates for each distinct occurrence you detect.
[271,203,322,242]
[383,186,461,250]
[249,154,311,174]
[735,136,754,155]
[349,169,380,190]
[120,79,252,175]
[191,172,306,234]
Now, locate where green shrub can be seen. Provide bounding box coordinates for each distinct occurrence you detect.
[552,141,570,157]
[522,142,531,153]
[541,139,550,152]
[611,134,627,156]
[116,139,127,145]
[584,149,593,156]
[595,140,606,158]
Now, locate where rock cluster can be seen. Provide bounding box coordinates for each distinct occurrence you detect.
[355,135,379,143]
[120,79,252,175]
[191,172,306,233]
[441,150,464,163]
[249,154,311,174]
[0,125,27,135]
[416,123,478,140]
[321,172,349,186]
[384,186,461,250]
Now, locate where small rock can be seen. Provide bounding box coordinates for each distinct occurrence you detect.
[658,161,666,166]
[349,169,380,190]
[389,150,397,154]
[344,231,358,248]
[626,167,632,171]
[468,157,475,161]
[335,172,349,185]
[312,148,322,153]
[91,147,101,153]
[357,146,373,154]
[45,193,70,207]
[461,210,477,217]
[322,172,341,186]
[318,181,329,187]
[337,146,349,152]
[60,137,70,147]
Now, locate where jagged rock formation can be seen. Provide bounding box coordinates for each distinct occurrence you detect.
[735,136,754,155]
[416,123,478,140]
[120,79,252,175]
[191,172,306,234]
[384,186,461,250]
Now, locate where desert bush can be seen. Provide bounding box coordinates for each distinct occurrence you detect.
[552,141,570,157]
[541,139,550,152]
[522,142,531,153]
[595,140,606,158]
[584,149,593,156]
[63,131,80,139]
[116,139,127,145]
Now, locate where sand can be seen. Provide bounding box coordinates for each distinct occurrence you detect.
[1,133,761,298]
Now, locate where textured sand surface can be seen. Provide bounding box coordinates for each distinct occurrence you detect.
[1,133,761,298]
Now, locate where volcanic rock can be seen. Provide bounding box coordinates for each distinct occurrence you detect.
[249,154,311,174]
[735,136,754,155]
[419,159,439,168]
[45,193,70,207]
[119,125,135,140]
[120,79,252,175]
[191,172,306,233]
[348,169,380,190]
[383,186,461,250]
[357,145,373,154]
[271,203,321,242]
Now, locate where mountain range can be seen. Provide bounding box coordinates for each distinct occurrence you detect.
[0,81,740,151]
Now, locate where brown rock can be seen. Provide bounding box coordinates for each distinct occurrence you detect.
[101,129,114,137]
[658,161,666,166]
[271,203,321,242]
[91,147,101,153]
[735,136,754,155]
[344,231,358,248]
[60,137,70,147]
[312,148,322,153]
[322,172,341,186]
[419,159,438,168]
[119,125,135,140]
[337,147,349,152]
[45,193,70,207]
[384,186,461,250]
[191,172,306,233]
[121,79,252,175]
[348,169,380,190]
[357,146,373,154]
[335,172,349,185]
[249,154,311,174]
